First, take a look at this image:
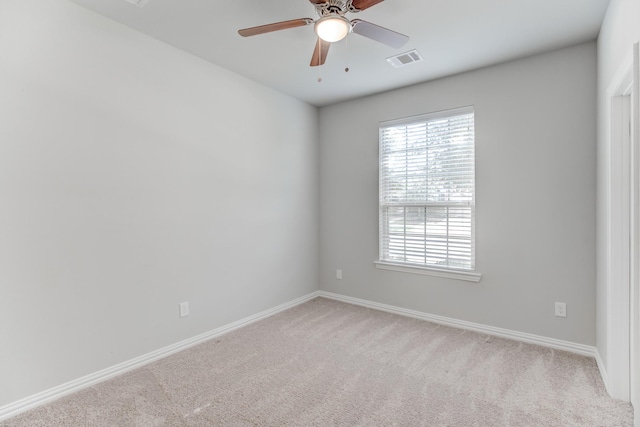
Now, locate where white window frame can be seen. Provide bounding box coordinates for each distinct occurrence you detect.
[375,106,481,282]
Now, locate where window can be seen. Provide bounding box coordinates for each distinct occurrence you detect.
[377,106,476,278]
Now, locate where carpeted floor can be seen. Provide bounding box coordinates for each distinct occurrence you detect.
[2,297,634,426]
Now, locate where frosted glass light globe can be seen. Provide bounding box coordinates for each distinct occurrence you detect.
[315,15,350,43]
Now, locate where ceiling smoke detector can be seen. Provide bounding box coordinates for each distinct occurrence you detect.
[387,50,423,68]
[124,0,150,8]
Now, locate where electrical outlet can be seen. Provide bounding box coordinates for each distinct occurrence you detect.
[336,269,342,280]
[555,302,567,318]
[179,302,189,318]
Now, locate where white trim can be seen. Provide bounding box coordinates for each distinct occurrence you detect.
[603,48,635,401]
[319,291,596,357]
[0,291,321,422]
[374,261,482,282]
[595,348,611,396]
[630,41,640,424]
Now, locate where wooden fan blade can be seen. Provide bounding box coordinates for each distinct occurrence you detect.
[310,38,330,67]
[350,0,384,11]
[308,0,327,4]
[238,18,313,37]
[351,19,409,48]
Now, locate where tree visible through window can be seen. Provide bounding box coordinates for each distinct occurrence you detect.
[379,107,475,271]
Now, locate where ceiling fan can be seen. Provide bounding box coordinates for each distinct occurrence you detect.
[238,0,409,67]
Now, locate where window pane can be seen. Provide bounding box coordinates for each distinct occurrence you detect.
[379,107,475,270]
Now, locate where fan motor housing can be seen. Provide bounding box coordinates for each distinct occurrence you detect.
[315,0,348,17]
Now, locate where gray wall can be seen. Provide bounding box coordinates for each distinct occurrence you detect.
[0,0,319,406]
[319,42,597,345]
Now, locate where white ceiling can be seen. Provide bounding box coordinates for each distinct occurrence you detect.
[70,0,610,107]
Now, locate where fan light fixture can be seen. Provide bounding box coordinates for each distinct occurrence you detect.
[237,0,410,68]
[314,15,350,42]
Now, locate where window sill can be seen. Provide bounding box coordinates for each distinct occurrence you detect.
[374,261,482,283]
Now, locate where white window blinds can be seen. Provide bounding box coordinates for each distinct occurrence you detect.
[379,106,475,271]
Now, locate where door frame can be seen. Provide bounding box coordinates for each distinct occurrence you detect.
[631,42,640,423]
[604,43,639,404]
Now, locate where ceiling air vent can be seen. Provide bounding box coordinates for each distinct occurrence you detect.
[386,50,423,68]
[124,0,150,8]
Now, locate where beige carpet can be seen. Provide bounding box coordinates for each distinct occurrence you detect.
[2,297,634,426]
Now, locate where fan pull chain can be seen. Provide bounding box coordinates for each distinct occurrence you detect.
[317,43,323,83]
[345,33,350,73]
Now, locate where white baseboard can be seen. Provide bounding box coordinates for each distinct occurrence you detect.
[0,290,602,422]
[319,291,597,358]
[0,291,321,422]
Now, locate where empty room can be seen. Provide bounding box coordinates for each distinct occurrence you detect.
[1,0,639,425]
